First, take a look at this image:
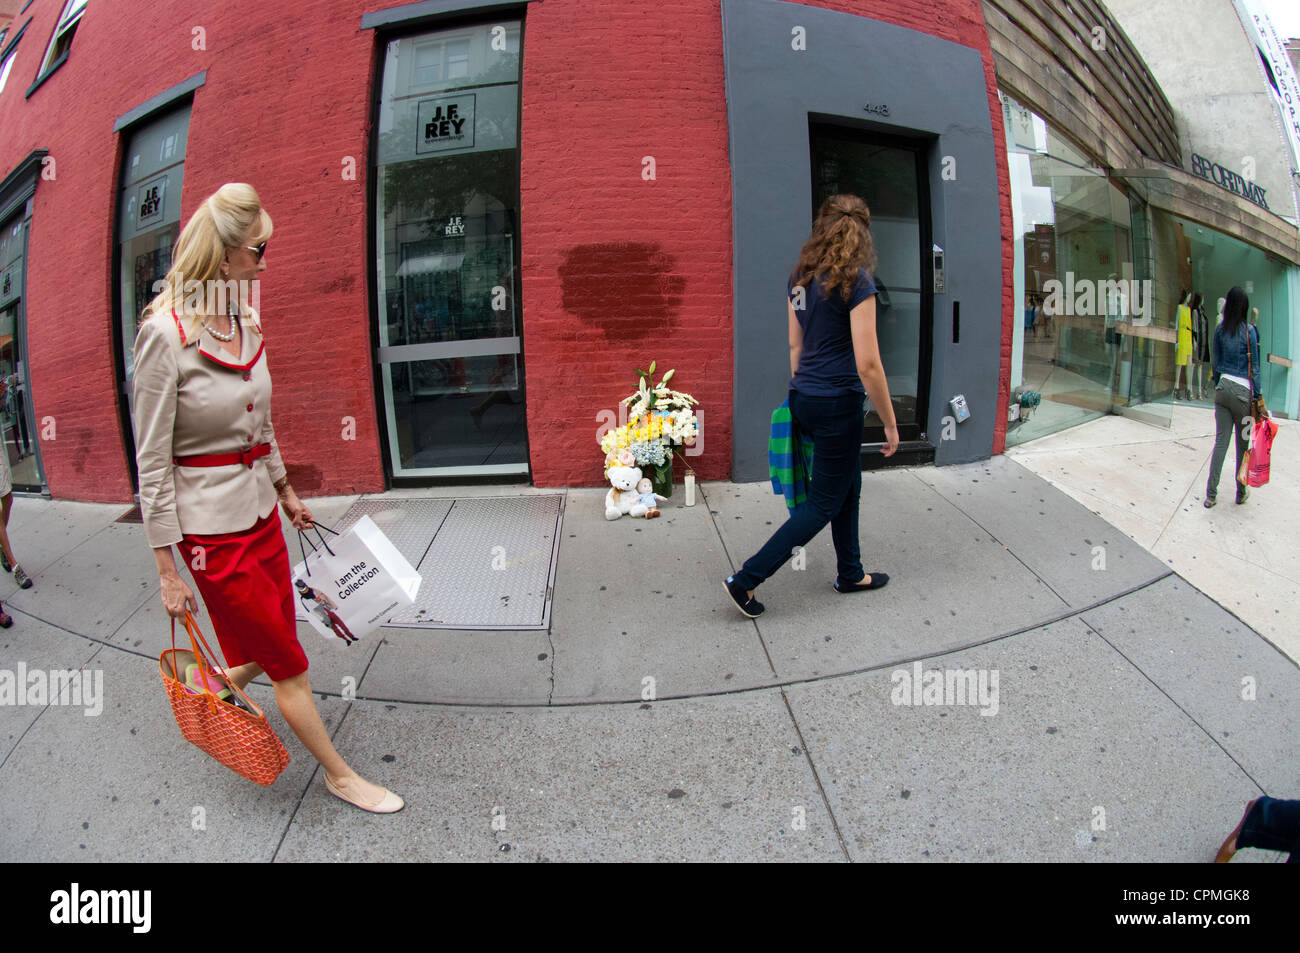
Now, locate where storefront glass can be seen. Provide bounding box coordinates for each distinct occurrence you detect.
[1002,93,1172,444]
[116,103,190,430]
[0,209,44,492]
[1158,212,1291,412]
[374,21,526,478]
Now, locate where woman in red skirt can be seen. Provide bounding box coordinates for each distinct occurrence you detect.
[133,183,401,813]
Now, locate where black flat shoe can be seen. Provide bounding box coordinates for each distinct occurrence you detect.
[834,573,889,592]
[1236,486,1249,505]
[1203,495,1216,508]
[723,577,764,618]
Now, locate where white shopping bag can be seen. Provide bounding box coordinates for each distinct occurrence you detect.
[291,516,421,643]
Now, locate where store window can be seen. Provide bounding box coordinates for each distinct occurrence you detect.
[0,207,43,492]
[35,0,85,81]
[1155,212,1292,412]
[0,21,22,96]
[1001,92,1149,446]
[0,47,15,95]
[373,20,526,478]
[114,102,192,481]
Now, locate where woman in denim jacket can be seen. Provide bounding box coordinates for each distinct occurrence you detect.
[1204,286,1261,507]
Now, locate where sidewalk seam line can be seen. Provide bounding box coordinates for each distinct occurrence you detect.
[0,642,105,775]
[8,572,1186,709]
[1075,615,1268,796]
[780,688,850,862]
[909,467,1076,608]
[699,481,778,678]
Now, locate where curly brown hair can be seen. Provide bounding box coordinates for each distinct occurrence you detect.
[791,193,877,302]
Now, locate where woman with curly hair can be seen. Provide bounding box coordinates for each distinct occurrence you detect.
[724,194,898,617]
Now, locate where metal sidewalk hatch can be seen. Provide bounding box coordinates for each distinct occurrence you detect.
[328,495,564,630]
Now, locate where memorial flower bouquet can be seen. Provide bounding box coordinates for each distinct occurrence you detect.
[600,362,699,497]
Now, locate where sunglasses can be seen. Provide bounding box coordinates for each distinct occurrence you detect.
[242,241,268,261]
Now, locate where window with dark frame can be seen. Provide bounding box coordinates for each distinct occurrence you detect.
[36,0,86,80]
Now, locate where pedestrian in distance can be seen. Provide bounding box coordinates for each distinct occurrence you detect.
[724,193,898,618]
[133,183,402,812]
[1039,290,1054,340]
[1203,287,1260,508]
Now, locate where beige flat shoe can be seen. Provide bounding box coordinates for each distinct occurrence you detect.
[325,774,405,814]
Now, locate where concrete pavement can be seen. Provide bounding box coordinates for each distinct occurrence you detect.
[0,429,1296,861]
[1009,404,1300,663]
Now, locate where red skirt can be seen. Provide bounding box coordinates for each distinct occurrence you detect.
[176,510,308,682]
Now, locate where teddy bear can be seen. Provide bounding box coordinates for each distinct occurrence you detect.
[605,464,646,520]
[634,477,668,518]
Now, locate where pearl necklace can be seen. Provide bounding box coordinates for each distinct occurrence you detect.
[204,302,239,342]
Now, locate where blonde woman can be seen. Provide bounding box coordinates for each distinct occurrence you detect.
[133,183,402,812]
[724,193,898,617]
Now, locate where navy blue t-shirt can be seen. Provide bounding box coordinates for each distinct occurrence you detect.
[788,268,877,396]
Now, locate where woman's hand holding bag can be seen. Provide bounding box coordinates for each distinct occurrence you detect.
[277,482,315,529]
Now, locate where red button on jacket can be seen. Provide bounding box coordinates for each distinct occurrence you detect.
[246,403,254,412]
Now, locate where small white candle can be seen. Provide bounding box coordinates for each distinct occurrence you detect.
[685,471,696,506]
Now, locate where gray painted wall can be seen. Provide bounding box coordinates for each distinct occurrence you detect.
[721,0,1003,482]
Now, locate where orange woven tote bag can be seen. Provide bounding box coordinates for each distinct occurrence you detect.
[158,610,290,786]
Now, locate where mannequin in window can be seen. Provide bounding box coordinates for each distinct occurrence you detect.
[1189,291,1210,401]
[1174,290,1192,400]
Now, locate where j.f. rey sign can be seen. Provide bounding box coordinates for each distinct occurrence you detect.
[416,93,476,155]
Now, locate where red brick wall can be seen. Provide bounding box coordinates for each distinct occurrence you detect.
[518,0,735,486]
[519,0,1012,484]
[0,0,1010,503]
[1,0,381,502]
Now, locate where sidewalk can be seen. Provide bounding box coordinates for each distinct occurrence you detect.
[1008,403,1300,664]
[0,426,1296,861]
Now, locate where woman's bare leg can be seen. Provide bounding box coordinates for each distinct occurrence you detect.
[272,671,389,802]
[224,661,263,690]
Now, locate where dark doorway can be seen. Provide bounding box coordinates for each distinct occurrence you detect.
[809,121,934,452]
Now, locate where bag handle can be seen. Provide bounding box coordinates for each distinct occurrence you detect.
[170,610,262,715]
[1246,323,1254,395]
[296,521,340,576]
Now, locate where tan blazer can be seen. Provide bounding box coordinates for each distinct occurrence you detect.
[132,306,287,548]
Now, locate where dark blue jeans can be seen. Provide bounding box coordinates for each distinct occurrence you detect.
[1238,796,1300,861]
[733,389,866,591]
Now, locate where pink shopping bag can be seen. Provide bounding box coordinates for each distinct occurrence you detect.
[1242,417,1279,488]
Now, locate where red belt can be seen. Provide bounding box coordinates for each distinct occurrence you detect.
[173,443,271,469]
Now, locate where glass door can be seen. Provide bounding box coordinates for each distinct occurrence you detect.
[115,103,191,484]
[0,212,44,492]
[810,123,932,446]
[374,21,526,478]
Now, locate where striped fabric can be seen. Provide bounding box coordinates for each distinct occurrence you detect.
[769,399,814,510]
